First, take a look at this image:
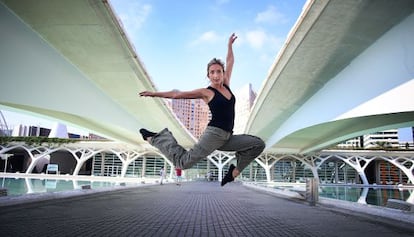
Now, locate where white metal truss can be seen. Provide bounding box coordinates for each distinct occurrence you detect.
[317,154,374,185]
[255,153,278,182]
[1,143,414,185]
[207,150,235,181]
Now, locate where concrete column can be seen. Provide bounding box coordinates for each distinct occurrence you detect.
[100,152,105,176]
[142,156,146,177]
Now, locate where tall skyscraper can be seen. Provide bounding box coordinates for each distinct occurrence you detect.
[171,99,210,139]
[233,84,257,134]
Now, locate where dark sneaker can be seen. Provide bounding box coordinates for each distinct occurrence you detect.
[221,164,235,186]
[139,128,156,141]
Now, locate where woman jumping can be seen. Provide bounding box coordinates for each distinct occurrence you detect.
[139,33,265,186]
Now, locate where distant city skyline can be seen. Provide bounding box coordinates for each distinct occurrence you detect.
[1,110,90,136]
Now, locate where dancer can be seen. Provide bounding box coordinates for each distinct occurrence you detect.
[139,33,265,186]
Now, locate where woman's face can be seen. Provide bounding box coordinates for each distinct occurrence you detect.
[208,64,224,85]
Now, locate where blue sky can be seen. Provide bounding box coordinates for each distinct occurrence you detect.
[109,0,306,92]
[1,0,413,141]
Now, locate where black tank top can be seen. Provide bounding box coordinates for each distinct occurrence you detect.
[207,84,235,132]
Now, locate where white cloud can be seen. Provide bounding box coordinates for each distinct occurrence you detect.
[244,30,285,51]
[255,5,288,24]
[190,31,221,46]
[246,30,267,49]
[200,31,220,42]
[117,3,152,32]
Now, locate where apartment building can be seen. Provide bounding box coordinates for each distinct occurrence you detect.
[170,99,210,139]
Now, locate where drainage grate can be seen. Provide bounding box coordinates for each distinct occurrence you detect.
[386,199,414,212]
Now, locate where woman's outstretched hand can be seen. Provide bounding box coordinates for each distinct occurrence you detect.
[139,91,154,97]
[228,33,237,47]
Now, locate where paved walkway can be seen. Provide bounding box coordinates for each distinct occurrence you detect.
[0,181,413,237]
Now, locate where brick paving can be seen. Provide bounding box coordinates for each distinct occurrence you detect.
[0,181,413,237]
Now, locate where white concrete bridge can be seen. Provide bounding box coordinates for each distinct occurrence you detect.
[1,0,413,154]
[1,1,414,183]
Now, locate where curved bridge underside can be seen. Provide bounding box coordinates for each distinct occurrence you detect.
[1,0,414,154]
[246,0,414,153]
[0,0,195,149]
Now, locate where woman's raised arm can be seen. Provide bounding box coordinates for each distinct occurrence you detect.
[224,33,237,86]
